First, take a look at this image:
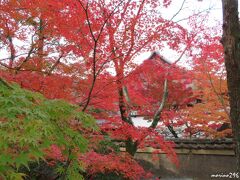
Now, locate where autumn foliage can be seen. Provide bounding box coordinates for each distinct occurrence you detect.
[0,0,230,179]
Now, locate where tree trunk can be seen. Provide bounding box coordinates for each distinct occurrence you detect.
[117,84,138,156]
[36,18,45,70]
[115,66,138,156]
[222,0,240,172]
[125,138,138,156]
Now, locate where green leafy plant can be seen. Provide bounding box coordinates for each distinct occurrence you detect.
[0,79,97,179]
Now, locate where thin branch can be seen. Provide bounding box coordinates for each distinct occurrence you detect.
[0,52,36,62]
[0,61,13,69]
[96,1,125,42]
[77,0,124,112]
[167,125,179,138]
[172,45,188,65]
[170,0,186,21]
[47,53,64,75]
[123,86,133,123]
[7,35,16,68]
[79,1,96,42]
[123,86,131,105]
[82,42,97,112]
[15,32,37,71]
[125,0,146,59]
[150,79,168,129]
[174,6,213,23]
[203,61,230,119]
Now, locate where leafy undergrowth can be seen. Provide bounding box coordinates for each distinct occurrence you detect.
[0,79,150,180]
[0,78,97,179]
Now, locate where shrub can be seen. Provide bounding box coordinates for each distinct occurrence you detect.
[0,79,97,179]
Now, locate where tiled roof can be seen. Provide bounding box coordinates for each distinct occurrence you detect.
[148,51,172,64]
[171,138,234,150]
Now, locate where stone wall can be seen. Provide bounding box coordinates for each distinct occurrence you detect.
[134,149,237,180]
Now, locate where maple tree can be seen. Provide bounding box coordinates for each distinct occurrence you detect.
[178,69,230,138]
[177,28,231,138]
[0,78,97,179]
[93,0,197,160]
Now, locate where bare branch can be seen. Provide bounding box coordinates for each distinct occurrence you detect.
[150,79,168,129]
[15,32,37,71]
[47,53,64,75]
[174,5,213,23]
[172,45,188,65]
[170,0,186,21]
[0,52,36,62]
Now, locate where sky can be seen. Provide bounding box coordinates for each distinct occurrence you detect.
[163,0,223,24]
[134,0,225,65]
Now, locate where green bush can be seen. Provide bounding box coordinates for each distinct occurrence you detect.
[0,79,97,179]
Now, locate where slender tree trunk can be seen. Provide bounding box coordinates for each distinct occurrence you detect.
[36,18,45,70]
[117,82,138,156]
[7,36,15,68]
[222,0,240,172]
[115,64,138,156]
[125,138,138,156]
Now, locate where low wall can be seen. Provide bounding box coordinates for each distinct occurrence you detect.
[133,149,237,180]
